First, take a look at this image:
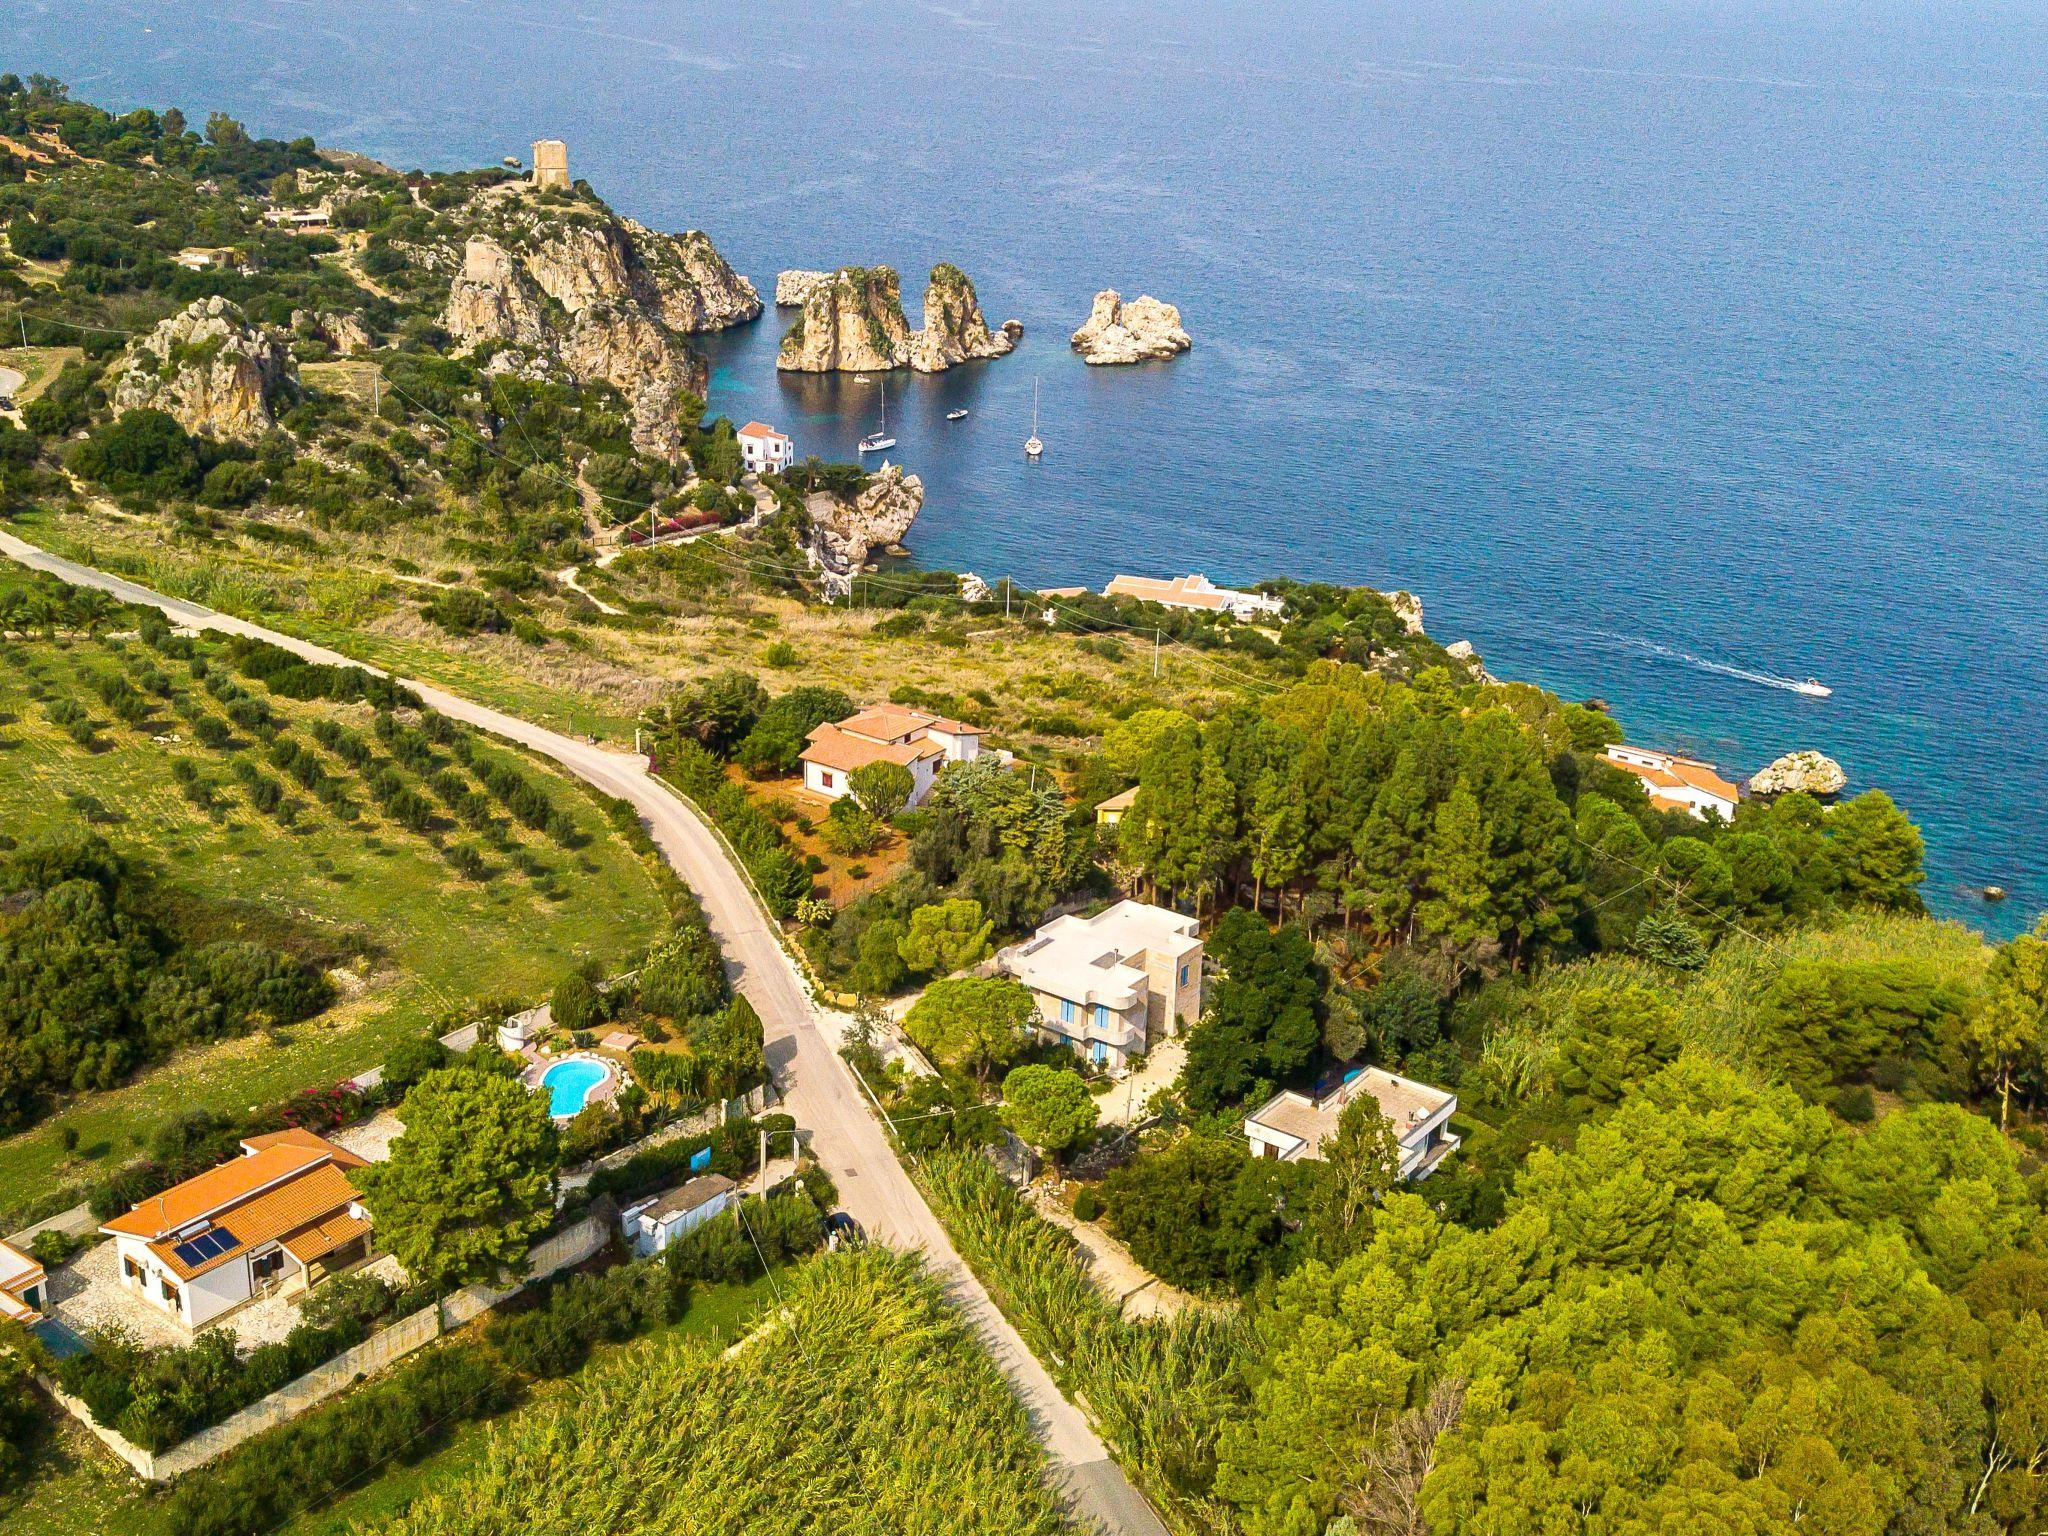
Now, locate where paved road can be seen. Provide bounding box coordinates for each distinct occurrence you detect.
[0,528,1167,1536]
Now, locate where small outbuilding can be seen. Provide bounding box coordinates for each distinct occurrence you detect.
[620,1174,739,1257]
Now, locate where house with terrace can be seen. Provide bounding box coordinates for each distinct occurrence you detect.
[1245,1066,1460,1179]
[994,900,1202,1071]
[799,703,981,809]
[1598,743,1742,822]
[100,1129,374,1333]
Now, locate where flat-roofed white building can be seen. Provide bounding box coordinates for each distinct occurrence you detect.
[995,900,1202,1071]
[1245,1067,1459,1180]
[736,421,794,475]
[620,1174,738,1257]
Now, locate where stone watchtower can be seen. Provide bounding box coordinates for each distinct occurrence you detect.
[530,139,570,191]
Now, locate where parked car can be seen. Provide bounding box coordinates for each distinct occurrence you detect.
[823,1211,865,1250]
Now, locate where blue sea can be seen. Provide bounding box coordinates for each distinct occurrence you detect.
[14,0,2048,932]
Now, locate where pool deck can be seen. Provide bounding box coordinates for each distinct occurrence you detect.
[523,1050,628,1120]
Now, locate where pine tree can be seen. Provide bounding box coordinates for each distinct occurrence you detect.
[1414,785,1496,965]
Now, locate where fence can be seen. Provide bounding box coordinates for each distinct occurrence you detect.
[38,1212,613,1483]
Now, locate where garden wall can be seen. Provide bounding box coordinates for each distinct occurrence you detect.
[39,1212,612,1483]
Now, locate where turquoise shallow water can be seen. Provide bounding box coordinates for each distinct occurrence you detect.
[12,0,2048,932]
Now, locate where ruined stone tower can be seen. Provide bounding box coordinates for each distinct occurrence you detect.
[530,139,570,191]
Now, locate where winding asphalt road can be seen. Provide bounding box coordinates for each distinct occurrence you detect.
[0,528,1167,1536]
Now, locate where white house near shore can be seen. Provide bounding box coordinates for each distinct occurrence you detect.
[1102,573,1285,623]
[799,703,981,809]
[995,900,1203,1071]
[1245,1067,1460,1179]
[620,1174,738,1257]
[736,421,794,476]
[1598,743,1742,822]
[100,1129,374,1333]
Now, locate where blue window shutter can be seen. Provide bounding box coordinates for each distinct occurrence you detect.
[1060,999,1075,1025]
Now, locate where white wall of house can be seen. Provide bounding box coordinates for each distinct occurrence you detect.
[803,754,941,808]
[739,435,793,474]
[621,1187,737,1257]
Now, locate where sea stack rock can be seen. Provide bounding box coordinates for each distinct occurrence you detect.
[1070,289,1191,365]
[776,269,833,307]
[111,297,297,442]
[1748,750,1848,798]
[907,264,1019,373]
[805,462,924,571]
[778,267,915,373]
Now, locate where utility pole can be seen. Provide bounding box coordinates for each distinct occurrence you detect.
[1004,579,1011,620]
[758,1126,769,1197]
[1153,628,1161,678]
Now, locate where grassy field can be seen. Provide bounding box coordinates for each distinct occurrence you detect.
[0,623,671,1222]
[0,1274,779,1536]
[0,345,82,403]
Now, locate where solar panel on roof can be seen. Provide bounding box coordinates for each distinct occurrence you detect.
[170,1227,239,1266]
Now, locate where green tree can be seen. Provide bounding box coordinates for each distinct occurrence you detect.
[850,915,909,996]
[1969,918,2048,1128]
[896,898,995,976]
[355,1067,559,1293]
[848,759,915,820]
[903,976,1035,1082]
[1000,1064,1098,1169]
[550,970,602,1034]
[1414,786,1495,965]
[1825,789,1925,911]
[1250,766,1308,914]
[1303,1094,1403,1258]
[1553,983,1681,1103]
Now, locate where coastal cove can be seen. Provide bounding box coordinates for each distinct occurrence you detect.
[11,0,2048,929]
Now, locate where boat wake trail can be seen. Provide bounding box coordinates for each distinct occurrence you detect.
[1589,631,1821,696]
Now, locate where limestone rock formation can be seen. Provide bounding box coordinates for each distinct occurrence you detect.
[1748,750,1848,798]
[1383,589,1425,636]
[805,462,924,572]
[443,234,708,459]
[290,308,372,355]
[110,297,297,443]
[1444,639,1501,686]
[778,267,916,373]
[778,264,1018,374]
[623,221,762,331]
[776,269,833,307]
[1070,290,1191,365]
[906,264,1019,373]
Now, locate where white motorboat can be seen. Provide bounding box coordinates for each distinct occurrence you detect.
[858,378,896,454]
[946,408,969,421]
[1792,677,1832,698]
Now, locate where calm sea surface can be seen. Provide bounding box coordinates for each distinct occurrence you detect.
[14,0,2048,932]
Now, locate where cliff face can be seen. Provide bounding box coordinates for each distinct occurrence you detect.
[805,462,924,571]
[444,233,709,459]
[776,269,833,307]
[907,264,1019,373]
[110,297,297,442]
[778,264,1019,374]
[1070,289,1191,365]
[777,267,915,373]
[624,220,763,331]
[434,184,758,459]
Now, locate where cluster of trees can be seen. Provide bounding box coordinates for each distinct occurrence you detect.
[1111,667,1923,979]
[0,833,333,1125]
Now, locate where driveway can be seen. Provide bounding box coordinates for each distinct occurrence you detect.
[0,528,1170,1536]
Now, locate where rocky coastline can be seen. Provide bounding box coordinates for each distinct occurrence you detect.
[1070,289,1191,365]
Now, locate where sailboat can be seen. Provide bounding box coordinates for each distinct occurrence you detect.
[1024,377,1043,459]
[859,378,896,454]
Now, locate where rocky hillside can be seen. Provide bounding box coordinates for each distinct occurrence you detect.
[109,297,298,442]
[1071,289,1191,364]
[440,193,739,460]
[779,264,1019,373]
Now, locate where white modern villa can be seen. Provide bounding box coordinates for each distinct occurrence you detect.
[1245,1067,1460,1179]
[1102,573,1286,623]
[100,1129,374,1333]
[799,703,982,809]
[995,900,1203,1071]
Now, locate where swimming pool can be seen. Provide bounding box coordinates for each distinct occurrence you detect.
[540,1057,610,1119]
